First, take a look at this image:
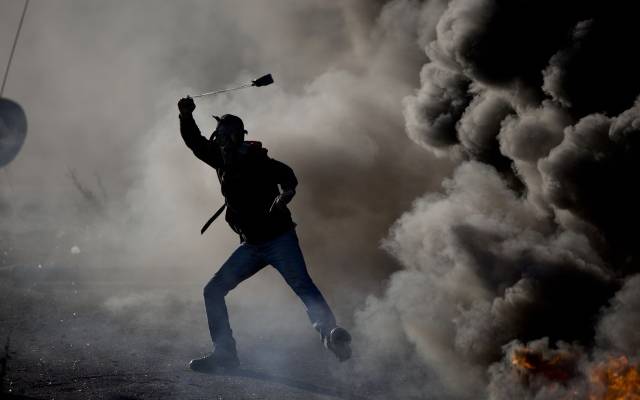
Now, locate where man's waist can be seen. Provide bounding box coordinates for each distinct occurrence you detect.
[234,220,297,244]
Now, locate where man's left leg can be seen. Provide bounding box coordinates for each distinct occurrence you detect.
[190,242,265,372]
[263,229,351,361]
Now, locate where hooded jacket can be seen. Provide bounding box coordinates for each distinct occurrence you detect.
[180,114,297,243]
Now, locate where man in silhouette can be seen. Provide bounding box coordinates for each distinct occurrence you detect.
[177,96,351,372]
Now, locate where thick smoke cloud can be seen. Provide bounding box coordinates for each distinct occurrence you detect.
[540,101,640,272]
[403,63,471,153]
[356,0,640,398]
[596,275,640,357]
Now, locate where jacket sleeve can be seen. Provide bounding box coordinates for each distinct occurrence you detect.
[179,114,222,169]
[269,158,298,192]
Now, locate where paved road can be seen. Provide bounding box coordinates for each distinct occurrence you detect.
[0,279,373,400]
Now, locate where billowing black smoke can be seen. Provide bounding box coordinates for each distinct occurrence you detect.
[356,0,640,398]
[3,1,640,398]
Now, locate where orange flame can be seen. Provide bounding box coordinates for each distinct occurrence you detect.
[511,348,576,381]
[589,356,640,400]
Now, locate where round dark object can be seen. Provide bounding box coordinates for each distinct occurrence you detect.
[0,97,27,168]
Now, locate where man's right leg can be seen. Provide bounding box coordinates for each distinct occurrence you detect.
[192,243,265,371]
[204,243,265,351]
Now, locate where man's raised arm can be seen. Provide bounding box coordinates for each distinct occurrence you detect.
[178,97,222,169]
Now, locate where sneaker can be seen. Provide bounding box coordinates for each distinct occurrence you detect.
[188,349,239,373]
[323,326,352,362]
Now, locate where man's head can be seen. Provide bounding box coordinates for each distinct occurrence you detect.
[212,114,246,151]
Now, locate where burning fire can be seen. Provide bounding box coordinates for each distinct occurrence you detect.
[589,356,640,400]
[511,347,576,382]
[510,349,640,399]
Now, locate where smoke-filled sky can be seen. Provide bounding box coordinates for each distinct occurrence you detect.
[3,1,640,399]
[0,0,451,294]
[0,4,452,395]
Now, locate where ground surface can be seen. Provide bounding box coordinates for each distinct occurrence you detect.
[0,275,374,400]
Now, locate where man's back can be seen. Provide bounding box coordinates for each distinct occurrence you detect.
[179,110,297,243]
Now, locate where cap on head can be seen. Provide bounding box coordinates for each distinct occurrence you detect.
[214,114,247,134]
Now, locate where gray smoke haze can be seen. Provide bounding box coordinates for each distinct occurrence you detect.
[1,1,452,396]
[0,0,450,293]
[4,0,640,399]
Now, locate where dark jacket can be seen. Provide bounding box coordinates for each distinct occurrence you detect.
[179,114,297,243]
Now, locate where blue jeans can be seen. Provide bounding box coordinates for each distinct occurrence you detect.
[203,229,336,351]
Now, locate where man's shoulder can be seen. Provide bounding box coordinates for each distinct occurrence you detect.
[242,140,263,149]
[239,141,268,158]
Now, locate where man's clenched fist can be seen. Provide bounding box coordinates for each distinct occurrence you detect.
[178,96,196,116]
